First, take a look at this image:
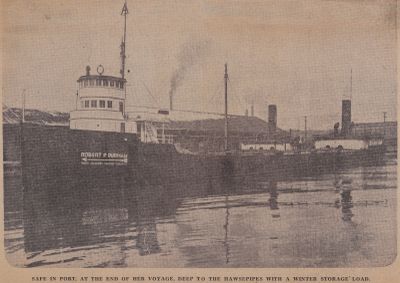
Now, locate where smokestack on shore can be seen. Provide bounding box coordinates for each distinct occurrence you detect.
[341,99,351,136]
[268,104,277,133]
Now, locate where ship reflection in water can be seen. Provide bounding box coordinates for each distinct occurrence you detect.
[4,157,397,267]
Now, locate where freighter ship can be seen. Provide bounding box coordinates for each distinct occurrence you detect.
[19,2,385,205]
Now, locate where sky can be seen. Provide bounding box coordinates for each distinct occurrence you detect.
[2,0,397,130]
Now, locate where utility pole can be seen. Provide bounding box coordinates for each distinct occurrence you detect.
[304,116,307,142]
[21,89,26,123]
[224,63,229,152]
[383,111,387,139]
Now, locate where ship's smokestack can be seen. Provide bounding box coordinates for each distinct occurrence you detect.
[341,99,351,136]
[251,104,254,117]
[268,104,277,133]
[86,66,91,76]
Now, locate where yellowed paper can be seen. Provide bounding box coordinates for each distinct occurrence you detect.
[1,0,399,282]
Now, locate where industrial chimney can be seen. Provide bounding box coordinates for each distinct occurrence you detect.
[268,104,277,133]
[341,99,351,136]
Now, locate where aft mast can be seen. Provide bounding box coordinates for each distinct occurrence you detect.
[121,1,129,117]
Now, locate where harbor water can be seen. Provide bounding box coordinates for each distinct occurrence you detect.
[4,156,397,267]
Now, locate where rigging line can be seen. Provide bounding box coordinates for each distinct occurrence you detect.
[227,76,247,109]
[140,80,161,107]
[230,91,246,114]
[205,83,224,109]
[125,103,243,117]
[176,79,224,114]
[227,76,247,113]
[171,107,245,118]
[172,108,224,116]
[125,104,160,110]
[300,113,341,118]
[231,89,247,111]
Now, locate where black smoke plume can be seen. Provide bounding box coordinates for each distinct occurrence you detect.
[169,40,210,110]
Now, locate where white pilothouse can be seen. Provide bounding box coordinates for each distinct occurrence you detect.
[70,1,136,134]
[66,1,161,144]
[70,65,136,134]
[69,63,171,143]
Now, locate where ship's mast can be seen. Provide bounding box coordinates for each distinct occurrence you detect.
[224,63,229,152]
[120,1,129,117]
[120,1,128,79]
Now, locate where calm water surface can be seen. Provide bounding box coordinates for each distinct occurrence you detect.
[4,157,397,267]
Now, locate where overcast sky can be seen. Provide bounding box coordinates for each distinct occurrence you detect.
[2,0,397,130]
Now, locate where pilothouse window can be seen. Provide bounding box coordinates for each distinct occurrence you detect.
[84,100,89,108]
[91,100,97,108]
[107,101,112,108]
[99,100,105,108]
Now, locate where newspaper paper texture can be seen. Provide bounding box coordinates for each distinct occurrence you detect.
[1,0,399,282]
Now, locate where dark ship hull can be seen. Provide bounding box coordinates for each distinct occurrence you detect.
[137,142,386,185]
[16,124,386,201]
[20,124,138,208]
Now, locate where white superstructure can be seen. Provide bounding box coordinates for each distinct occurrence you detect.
[70,2,135,134]
[70,66,135,133]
